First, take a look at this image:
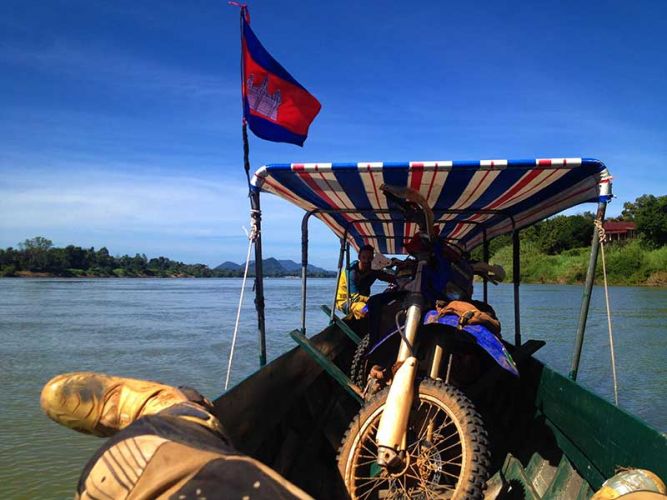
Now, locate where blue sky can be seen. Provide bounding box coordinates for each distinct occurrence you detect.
[1,1,665,268]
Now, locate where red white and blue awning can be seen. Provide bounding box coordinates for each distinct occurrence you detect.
[251,158,611,255]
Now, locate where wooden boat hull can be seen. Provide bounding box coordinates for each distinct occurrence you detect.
[213,321,667,499]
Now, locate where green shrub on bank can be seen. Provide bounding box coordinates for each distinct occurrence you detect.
[491,239,665,286]
[644,244,667,270]
[601,240,667,285]
[1,264,17,277]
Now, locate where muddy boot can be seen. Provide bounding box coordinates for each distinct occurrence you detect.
[40,372,194,437]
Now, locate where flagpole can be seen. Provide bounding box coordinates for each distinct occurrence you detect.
[243,121,267,368]
[237,4,267,368]
[233,2,320,367]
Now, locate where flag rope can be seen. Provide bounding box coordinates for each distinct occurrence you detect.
[224,220,258,390]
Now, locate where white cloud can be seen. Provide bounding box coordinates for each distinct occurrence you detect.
[1,166,243,257]
[1,168,243,230]
[0,164,340,267]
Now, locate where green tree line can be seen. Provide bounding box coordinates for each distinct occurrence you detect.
[0,238,335,278]
[0,237,218,278]
[472,194,666,259]
[480,194,667,286]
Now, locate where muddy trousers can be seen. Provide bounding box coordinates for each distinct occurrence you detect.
[74,402,309,499]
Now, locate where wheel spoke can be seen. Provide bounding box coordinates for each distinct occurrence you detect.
[407,470,432,498]
[403,470,455,498]
[415,403,437,436]
[431,439,462,455]
[356,477,388,500]
[385,478,400,500]
[355,475,388,482]
[399,475,411,498]
[356,457,380,467]
[360,440,377,458]
[433,426,459,444]
[440,453,462,466]
[438,468,465,481]
[444,462,462,470]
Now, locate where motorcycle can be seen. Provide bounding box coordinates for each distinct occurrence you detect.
[337,185,518,499]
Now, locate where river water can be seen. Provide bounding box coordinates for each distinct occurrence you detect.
[0,278,665,498]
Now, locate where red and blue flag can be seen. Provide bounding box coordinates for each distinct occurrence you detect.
[240,8,321,146]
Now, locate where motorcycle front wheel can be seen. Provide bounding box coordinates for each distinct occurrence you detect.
[337,379,489,499]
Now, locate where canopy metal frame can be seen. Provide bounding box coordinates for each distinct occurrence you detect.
[298,207,524,347]
[290,198,607,364]
[250,195,607,373]
[248,159,610,381]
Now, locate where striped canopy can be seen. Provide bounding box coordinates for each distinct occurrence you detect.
[251,158,611,255]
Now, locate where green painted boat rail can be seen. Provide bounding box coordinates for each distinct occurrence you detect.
[289,329,363,404]
[320,304,361,345]
[483,356,666,498]
[533,363,667,490]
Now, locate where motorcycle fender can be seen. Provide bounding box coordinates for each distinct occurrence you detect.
[468,328,519,377]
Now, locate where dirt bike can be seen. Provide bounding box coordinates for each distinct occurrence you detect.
[337,185,518,499]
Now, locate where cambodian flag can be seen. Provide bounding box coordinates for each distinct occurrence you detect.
[241,9,321,146]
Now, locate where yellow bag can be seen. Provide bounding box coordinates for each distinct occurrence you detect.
[335,270,368,319]
[335,269,348,310]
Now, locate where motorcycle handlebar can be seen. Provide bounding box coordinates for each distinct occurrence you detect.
[380,185,436,241]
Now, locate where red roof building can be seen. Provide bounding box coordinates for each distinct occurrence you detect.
[603,221,637,241]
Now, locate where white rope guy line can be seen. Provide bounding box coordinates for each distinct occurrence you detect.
[224,222,257,391]
[595,219,619,406]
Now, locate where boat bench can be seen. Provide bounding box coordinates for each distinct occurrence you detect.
[486,452,594,499]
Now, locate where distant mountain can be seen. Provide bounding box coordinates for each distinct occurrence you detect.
[214,261,241,271]
[252,257,285,275]
[277,259,331,275]
[214,258,335,277]
[277,259,301,272]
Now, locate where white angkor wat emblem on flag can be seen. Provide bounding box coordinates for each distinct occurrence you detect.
[246,75,282,121]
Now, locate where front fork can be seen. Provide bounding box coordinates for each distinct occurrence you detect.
[375,301,422,469]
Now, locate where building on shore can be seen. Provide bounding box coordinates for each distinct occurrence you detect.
[603,221,637,242]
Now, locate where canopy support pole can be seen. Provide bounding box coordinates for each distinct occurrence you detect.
[249,191,267,367]
[242,121,266,368]
[301,211,313,336]
[570,200,607,380]
[512,229,521,346]
[345,241,351,313]
[483,229,489,303]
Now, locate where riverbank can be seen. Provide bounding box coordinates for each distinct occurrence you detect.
[5,271,331,279]
[11,270,202,278]
[4,239,665,286]
[0,240,336,278]
[491,240,667,286]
